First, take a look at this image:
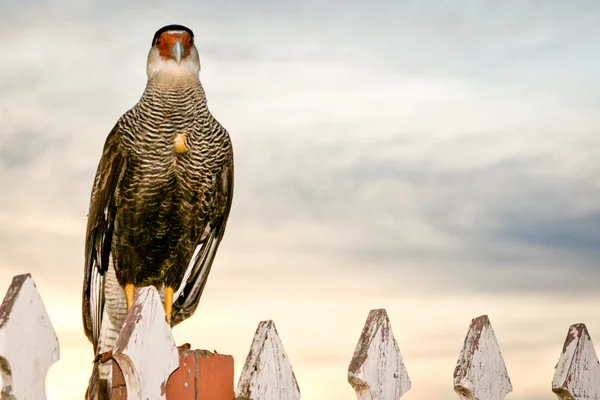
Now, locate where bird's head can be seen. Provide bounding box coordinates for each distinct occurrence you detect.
[147,24,200,79]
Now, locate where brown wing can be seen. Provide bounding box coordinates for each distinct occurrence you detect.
[82,122,126,349]
[170,152,234,327]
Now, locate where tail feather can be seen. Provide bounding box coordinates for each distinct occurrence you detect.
[86,262,127,399]
[85,363,110,400]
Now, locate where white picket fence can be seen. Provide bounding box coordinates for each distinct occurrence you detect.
[0,273,599,400]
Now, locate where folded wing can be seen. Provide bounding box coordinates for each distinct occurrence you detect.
[82,123,126,350]
[171,159,234,326]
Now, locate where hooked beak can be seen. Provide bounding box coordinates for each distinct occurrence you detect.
[171,39,184,65]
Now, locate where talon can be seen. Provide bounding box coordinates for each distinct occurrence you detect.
[178,342,191,350]
[93,350,114,364]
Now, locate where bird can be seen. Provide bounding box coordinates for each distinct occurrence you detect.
[82,24,234,399]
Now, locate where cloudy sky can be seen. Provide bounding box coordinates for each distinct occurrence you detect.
[1,1,599,399]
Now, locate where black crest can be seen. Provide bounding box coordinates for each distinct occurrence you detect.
[152,24,194,46]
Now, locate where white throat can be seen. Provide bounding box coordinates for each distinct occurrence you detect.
[147,58,199,80]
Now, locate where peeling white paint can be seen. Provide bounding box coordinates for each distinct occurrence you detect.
[0,274,59,400]
[552,323,600,400]
[347,309,411,400]
[235,320,300,400]
[113,286,179,400]
[0,271,597,400]
[453,315,512,400]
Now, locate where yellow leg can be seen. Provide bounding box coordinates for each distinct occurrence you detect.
[164,286,174,324]
[125,283,135,311]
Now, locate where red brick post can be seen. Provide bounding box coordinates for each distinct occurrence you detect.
[111,348,234,399]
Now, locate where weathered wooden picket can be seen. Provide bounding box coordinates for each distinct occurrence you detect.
[0,273,598,400]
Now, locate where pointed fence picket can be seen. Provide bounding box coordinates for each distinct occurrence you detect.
[0,273,598,400]
[112,286,180,399]
[453,315,512,400]
[347,309,410,400]
[0,274,59,400]
[235,320,300,400]
[552,323,600,399]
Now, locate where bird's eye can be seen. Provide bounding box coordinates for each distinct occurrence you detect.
[156,37,162,45]
[190,38,194,46]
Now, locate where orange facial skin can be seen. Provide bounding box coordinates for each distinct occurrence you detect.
[156,32,193,61]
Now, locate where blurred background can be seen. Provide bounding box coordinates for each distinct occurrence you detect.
[1,1,599,399]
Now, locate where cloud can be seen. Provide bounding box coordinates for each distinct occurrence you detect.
[2,10,599,295]
[1,2,599,399]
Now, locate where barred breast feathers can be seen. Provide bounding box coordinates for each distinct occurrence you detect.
[117,75,231,163]
[110,72,232,231]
